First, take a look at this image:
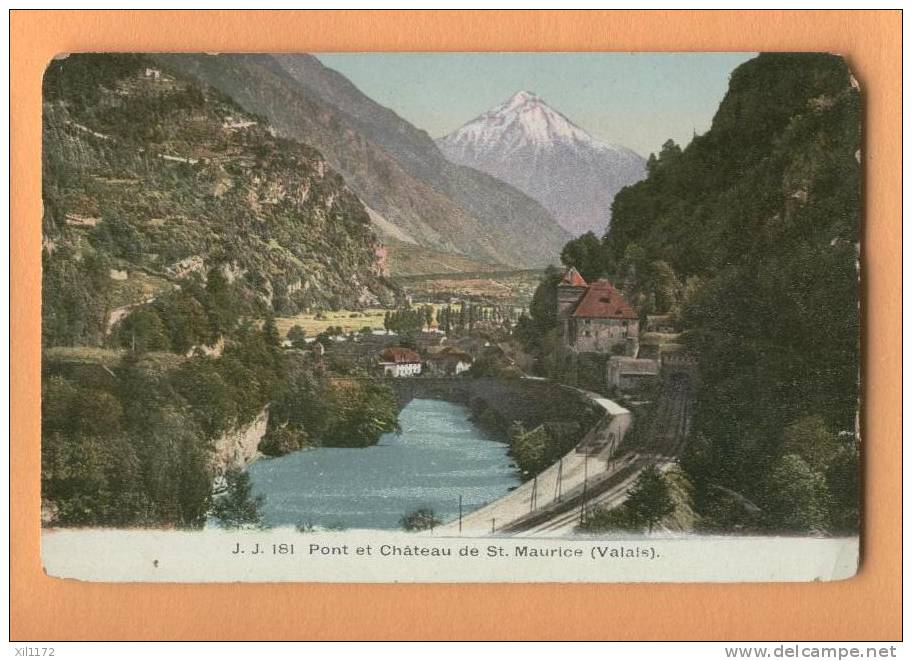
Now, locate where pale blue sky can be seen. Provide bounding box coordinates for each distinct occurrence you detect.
[315,52,756,158]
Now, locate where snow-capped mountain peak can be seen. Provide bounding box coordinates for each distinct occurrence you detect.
[445,90,613,153]
[504,89,539,108]
[436,91,647,237]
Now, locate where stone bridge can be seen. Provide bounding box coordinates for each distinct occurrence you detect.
[383,376,473,408]
[383,376,607,438]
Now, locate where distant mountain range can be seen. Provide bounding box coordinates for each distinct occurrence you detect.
[437,91,647,237]
[157,54,572,271]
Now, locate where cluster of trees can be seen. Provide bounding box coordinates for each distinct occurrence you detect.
[309,325,380,348]
[42,246,112,347]
[524,54,861,535]
[511,267,565,377]
[684,415,859,534]
[435,302,503,335]
[400,507,441,531]
[465,346,522,380]
[507,421,581,477]
[507,423,553,477]
[261,358,399,455]
[114,268,246,354]
[314,325,346,346]
[211,469,264,529]
[383,305,434,334]
[286,324,307,348]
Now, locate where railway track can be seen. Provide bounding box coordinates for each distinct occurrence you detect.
[505,372,695,535]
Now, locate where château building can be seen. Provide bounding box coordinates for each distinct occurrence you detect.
[557,267,639,355]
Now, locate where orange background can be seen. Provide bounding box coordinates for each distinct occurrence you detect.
[10,10,901,641]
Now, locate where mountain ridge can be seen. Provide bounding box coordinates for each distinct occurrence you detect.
[157,54,571,270]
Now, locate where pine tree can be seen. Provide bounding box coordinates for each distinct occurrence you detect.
[400,507,441,531]
[212,468,264,529]
[624,466,675,532]
[763,455,829,533]
[263,314,281,348]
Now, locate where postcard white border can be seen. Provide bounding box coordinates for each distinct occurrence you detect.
[41,529,859,583]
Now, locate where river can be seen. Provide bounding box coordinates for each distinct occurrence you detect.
[247,398,521,530]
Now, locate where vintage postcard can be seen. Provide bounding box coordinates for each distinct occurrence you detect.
[40,51,860,582]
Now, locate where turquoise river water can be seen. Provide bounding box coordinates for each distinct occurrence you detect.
[246,398,520,530]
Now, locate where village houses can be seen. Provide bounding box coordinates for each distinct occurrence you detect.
[425,347,474,376]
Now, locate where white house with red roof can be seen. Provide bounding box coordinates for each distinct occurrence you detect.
[378,347,422,377]
[556,267,639,355]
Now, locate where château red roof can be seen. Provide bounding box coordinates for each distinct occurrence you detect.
[571,279,638,320]
[561,267,588,287]
[379,347,421,364]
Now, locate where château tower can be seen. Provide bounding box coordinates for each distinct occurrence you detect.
[557,267,588,318]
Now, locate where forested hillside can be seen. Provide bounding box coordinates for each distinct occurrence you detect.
[556,53,860,533]
[42,53,393,348]
[41,54,400,528]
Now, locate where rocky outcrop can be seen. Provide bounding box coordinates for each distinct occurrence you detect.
[210,406,270,476]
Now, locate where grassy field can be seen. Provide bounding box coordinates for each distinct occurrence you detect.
[275,307,454,338]
[107,268,174,309]
[43,346,186,371]
[275,308,389,337]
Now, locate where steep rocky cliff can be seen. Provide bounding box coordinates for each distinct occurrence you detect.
[210,406,270,476]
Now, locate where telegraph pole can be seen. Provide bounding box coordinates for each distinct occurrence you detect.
[530,475,538,512]
[458,495,463,533]
[554,458,563,503]
[580,452,589,525]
